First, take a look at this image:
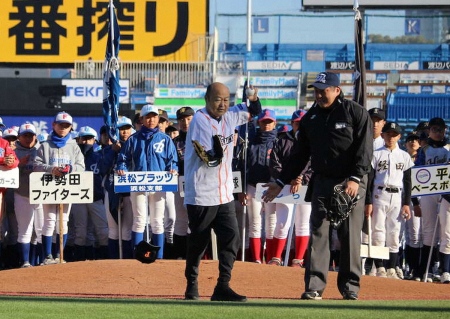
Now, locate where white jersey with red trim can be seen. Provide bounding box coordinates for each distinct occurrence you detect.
[184,104,250,206]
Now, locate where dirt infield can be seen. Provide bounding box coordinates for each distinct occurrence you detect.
[0,260,448,300]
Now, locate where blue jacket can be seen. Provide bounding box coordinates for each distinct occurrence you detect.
[245,128,278,186]
[80,144,104,202]
[116,130,178,173]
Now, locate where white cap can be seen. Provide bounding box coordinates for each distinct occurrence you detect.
[117,116,133,128]
[3,128,18,139]
[0,117,4,127]
[78,126,98,139]
[54,111,73,125]
[18,123,37,135]
[140,104,159,117]
[37,132,48,143]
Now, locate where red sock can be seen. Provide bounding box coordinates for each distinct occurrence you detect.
[265,238,274,262]
[249,237,261,262]
[272,238,287,260]
[295,236,309,260]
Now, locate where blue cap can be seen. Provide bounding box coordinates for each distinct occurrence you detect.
[78,126,98,139]
[308,72,340,90]
[117,116,133,128]
[291,109,306,122]
[141,104,159,117]
[258,109,276,122]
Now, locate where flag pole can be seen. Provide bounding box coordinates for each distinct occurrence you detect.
[353,0,366,109]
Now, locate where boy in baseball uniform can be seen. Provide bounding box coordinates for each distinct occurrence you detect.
[366,122,414,279]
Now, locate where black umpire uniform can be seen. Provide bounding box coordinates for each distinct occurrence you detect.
[278,73,373,299]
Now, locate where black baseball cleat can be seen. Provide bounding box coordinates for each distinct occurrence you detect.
[210,284,247,302]
[184,281,199,300]
[300,291,322,300]
[342,291,358,300]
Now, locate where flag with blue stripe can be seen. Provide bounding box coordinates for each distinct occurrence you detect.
[102,3,120,143]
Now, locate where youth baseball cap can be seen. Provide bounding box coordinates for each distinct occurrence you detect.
[382,122,402,135]
[428,117,447,128]
[3,128,18,139]
[158,109,169,122]
[291,109,306,122]
[415,121,429,131]
[176,106,195,119]
[18,123,37,135]
[78,126,98,139]
[0,117,4,128]
[406,132,420,142]
[277,124,292,133]
[258,109,276,122]
[307,72,340,90]
[117,116,133,128]
[140,104,159,117]
[54,111,73,125]
[368,108,386,120]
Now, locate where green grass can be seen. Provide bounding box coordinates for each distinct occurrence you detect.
[0,297,449,319]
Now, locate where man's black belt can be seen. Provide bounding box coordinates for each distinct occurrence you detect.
[378,186,400,193]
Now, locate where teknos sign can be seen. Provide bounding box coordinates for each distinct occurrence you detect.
[62,79,130,104]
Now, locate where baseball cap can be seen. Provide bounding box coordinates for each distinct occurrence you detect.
[258,109,276,122]
[382,122,402,135]
[291,109,306,122]
[54,111,73,125]
[406,132,420,142]
[428,117,447,128]
[3,128,18,139]
[415,121,429,131]
[158,109,169,122]
[117,116,133,128]
[368,108,386,120]
[18,123,37,135]
[0,117,4,128]
[176,106,195,120]
[307,72,340,90]
[277,124,292,133]
[140,104,159,117]
[78,126,98,139]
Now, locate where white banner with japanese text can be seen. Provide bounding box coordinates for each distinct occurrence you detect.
[114,171,178,193]
[412,164,450,197]
[29,172,93,204]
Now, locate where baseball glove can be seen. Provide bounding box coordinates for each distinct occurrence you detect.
[135,240,160,264]
[192,135,223,167]
[326,184,359,229]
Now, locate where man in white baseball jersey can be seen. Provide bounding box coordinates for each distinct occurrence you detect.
[365,122,413,279]
[183,82,261,302]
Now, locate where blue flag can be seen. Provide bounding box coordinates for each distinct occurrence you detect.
[353,3,366,108]
[103,4,120,143]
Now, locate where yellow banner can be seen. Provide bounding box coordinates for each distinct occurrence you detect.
[0,0,207,64]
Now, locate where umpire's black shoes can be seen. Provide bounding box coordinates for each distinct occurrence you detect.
[342,291,358,300]
[300,291,322,300]
[184,281,199,300]
[210,284,247,302]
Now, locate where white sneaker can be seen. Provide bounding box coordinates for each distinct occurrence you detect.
[422,274,433,283]
[21,262,32,268]
[386,268,400,279]
[376,267,387,278]
[43,255,57,265]
[440,272,450,284]
[395,266,404,279]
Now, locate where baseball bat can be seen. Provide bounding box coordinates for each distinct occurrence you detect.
[283,204,297,267]
[59,203,64,263]
[240,71,251,262]
[118,196,123,259]
[423,214,439,283]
